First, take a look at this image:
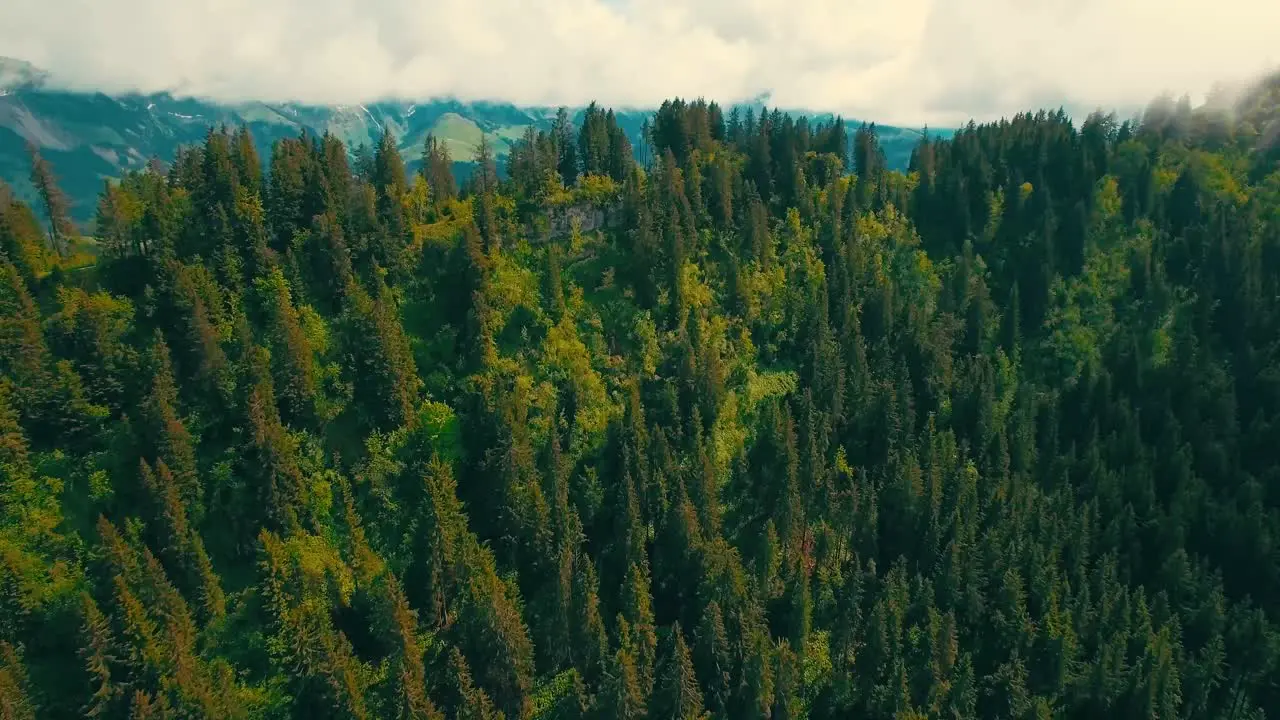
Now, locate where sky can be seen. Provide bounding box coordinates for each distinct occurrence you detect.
[1,0,1277,127]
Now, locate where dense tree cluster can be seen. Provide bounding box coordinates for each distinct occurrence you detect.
[1,80,1279,719]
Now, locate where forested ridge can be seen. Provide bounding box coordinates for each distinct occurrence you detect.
[0,81,1278,719]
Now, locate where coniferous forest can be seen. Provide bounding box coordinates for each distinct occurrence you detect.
[1,82,1280,719]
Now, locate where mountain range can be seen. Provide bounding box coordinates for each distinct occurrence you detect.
[0,56,936,223]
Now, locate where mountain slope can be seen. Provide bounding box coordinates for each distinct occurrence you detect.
[1,73,1278,719]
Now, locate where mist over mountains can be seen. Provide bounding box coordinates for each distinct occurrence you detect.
[0,57,936,223]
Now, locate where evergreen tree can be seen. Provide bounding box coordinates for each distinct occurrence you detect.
[27,144,75,257]
[338,273,420,431]
[376,575,445,720]
[421,134,457,204]
[652,624,708,720]
[0,641,37,720]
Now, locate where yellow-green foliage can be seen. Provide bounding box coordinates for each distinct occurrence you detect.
[1043,207,1147,385]
[402,175,433,225]
[575,174,621,205]
[736,261,787,326]
[269,531,356,608]
[530,668,584,718]
[631,311,660,379]
[711,390,747,477]
[983,189,1005,243]
[0,411,81,621]
[488,249,543,329]
[415,400,463,465]
[0,504,80,620]
[1194,151,1250,207]
[52,286,133,332]
[859,206,941,327]
[541,175,574,207]
[679,261,715,313]
[803,630,833,696]
[297,304,331,355]
[542,316,614,438]
[1157,146,1251,206]
[48,288,136,391]
[708,366,801,475]
[1092,176,1123,229]
[746,369,799,408]
[0,201,58,278]
[1150,311,1175,369]
[991,349,1019,430]
[413,197,472,251]
[781,208,826,294]
[303,467,338,536]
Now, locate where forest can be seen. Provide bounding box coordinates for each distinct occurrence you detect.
[0,80,1278,719]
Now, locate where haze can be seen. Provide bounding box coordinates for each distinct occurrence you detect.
[1,0,1276,126]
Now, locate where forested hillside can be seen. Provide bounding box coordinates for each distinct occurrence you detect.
[1,87,1278,719]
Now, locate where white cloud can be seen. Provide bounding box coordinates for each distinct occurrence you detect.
[0,0,1276,126]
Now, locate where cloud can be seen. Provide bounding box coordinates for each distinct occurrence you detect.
[0,0,1276,126]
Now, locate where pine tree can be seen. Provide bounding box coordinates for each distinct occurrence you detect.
[607,118,635,183]
[578,103,610,178]
[126,690,173,720]
[0,641,37,720]
[617,562,657,700]
[78,593,121,718]
[27,143,75,257]
[47,286,138,413]
[853,123,883,210]
[96,516,243,718]
[0,260,52,433]
[407,458,463,627]
[338,273,420,430]
[771,640,802,720]
[421,134,457,204]
[598,638,646,720]
[240,341,308,534]
[451,544,535,719]
[691,601,732,717]
[373,128,408,202]
[139,333,202,516]
[553,108,578,187]
[258,529,370,719]
[570,555,610,686]
[139,458,225,620]
[232,126,263,196]
[166,260,235,405]
[472,136,499,197]
[377,575,445,720]
[254,264,323,424]
[545,243,567,323]
[652,624,709,720]
[441,647,504,720]
[0,195,55,280]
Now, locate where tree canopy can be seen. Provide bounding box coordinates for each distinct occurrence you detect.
[0,87,1278,719]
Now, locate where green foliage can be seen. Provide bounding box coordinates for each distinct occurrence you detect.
[1,88,1279,720]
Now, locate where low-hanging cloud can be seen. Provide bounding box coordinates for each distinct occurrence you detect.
[1,0,1276,127]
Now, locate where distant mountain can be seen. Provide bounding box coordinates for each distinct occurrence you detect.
[0,57,936,223]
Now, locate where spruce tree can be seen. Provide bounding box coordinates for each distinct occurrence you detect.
[27,144,75,257]
[652,624,708,720]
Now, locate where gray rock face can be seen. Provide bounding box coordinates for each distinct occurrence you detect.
[544,202,622,240]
